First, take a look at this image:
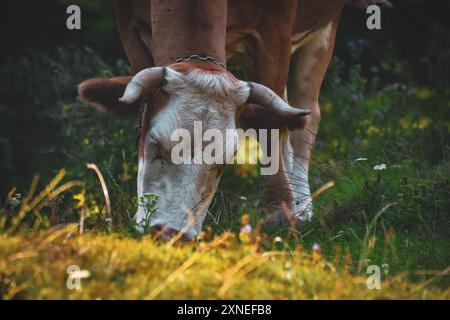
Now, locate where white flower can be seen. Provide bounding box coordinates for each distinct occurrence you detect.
[240,224,252,234]
[312,243,321,251]
[273,236,283,243]
[355,158,368,162]
[373,164,387,171]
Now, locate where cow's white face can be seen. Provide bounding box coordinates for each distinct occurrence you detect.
[78,63,309,239]
[134,67,250,237]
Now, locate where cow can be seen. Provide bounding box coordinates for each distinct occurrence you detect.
[78,0,391,239]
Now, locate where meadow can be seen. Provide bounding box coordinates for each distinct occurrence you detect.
[0,42,449,299]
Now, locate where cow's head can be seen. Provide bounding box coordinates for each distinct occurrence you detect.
[79,62,309,239]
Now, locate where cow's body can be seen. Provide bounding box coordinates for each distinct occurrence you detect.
[79,0,386,238]
[114,0,344,92]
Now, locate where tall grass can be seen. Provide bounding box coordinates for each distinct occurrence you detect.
[1,45,449,298]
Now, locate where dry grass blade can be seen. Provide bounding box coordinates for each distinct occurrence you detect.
[410,266,450,294]
[146,251,203,299]
[8,170,65,234]
[86,163,112,222]
[35,180,85,212]
[218,251,284,298]
[37,223,79,250]
[311,181,336,200]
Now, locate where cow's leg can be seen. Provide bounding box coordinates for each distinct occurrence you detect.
[286,16,340,222]
[236,2,301,225]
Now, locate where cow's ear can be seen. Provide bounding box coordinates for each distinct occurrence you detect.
[78,76,142,117]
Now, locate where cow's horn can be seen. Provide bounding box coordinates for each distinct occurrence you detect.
[119,67,164,104]
[246,82,311,118]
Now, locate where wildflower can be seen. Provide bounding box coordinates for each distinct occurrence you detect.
[240,213,251,226]
[415,87,433,100]
[239,229,252,244]
[197,231,207,241]
[373,164,387,171]
[9,193,22,208]
[273,236,283,244]
[355,158,368,162]
[73,192,86,209]
[311,243,322,263]
[240,214,252,235]
[239,213,253,244]
[120,162,133,182]
[240,224,252,234]
[399,117,410,130]
[413,117,431,130]
[366,125,382,136]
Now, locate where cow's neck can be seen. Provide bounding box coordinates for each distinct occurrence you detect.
[150,0,227,68]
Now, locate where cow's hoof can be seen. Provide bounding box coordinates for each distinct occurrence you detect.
[266,205,313,227]
[266,209,292,227]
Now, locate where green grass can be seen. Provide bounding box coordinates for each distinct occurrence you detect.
[0,48,449,299]
[2,156,448,299]
[205,158,450,288]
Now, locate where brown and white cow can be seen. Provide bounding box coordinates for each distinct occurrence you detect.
[78,0,390,238]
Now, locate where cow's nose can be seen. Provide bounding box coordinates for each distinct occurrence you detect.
[152,225,195,243]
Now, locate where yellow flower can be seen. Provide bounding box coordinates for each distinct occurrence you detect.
[120,162,133,182]
[234,137,262,165]
[413,117,431,129]
[399,117,410,130]
[366,126,381,136]
[73,192,86,209]
[89,200,102,215]
[239,230,252,244]
[415,87,433,100]
[240,213,251,226]
[197,231,207,241]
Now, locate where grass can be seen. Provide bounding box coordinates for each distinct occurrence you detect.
[0,156,448,299]
[207,156,450,288]
[0,49,449,299]
[1,227,448,299]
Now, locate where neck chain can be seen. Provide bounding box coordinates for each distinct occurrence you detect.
[175,54,225,69]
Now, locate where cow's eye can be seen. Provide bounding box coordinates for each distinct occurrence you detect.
[147,134,171,163]
[151,156,165,165]
[151,144,170,164]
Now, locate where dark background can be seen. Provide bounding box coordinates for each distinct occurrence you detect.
[2,0,449,86]
[0,0,449,194]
